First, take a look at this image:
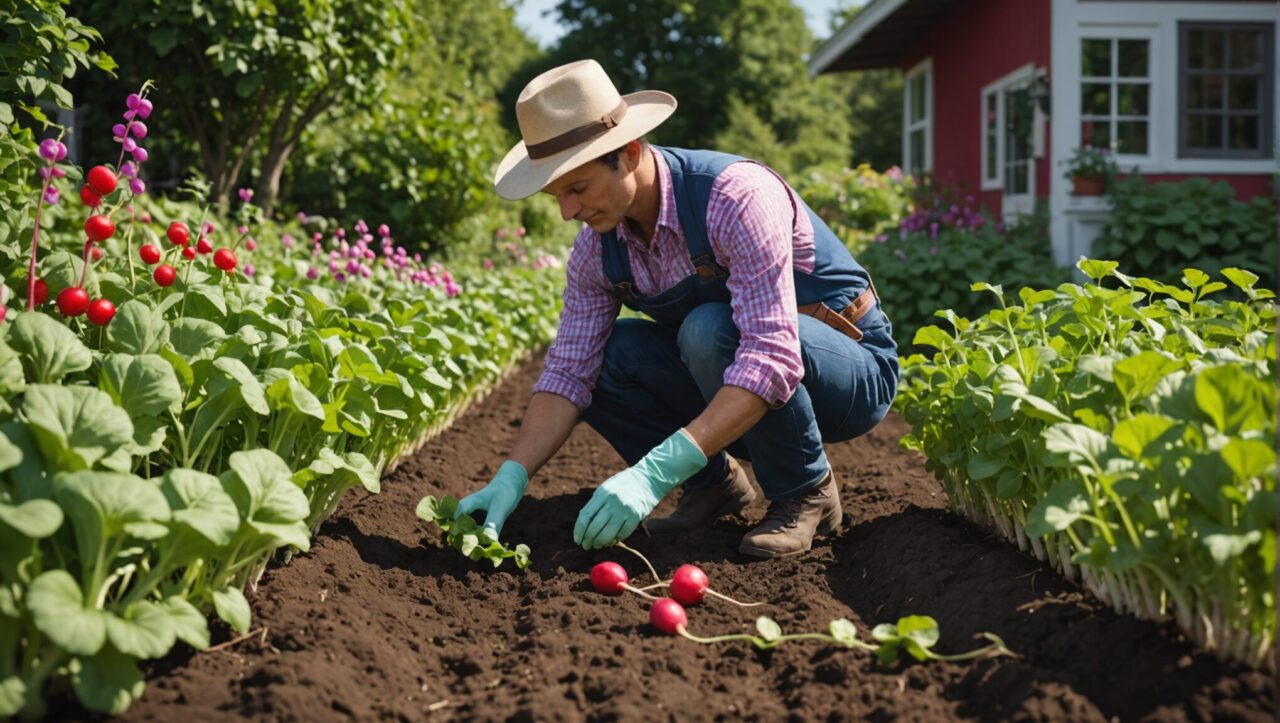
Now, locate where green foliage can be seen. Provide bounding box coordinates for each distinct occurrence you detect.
[1094,175,1276,290]
[284,0,541,253]
[415,495,531,570]
[818,3,903,171]
[859,206,1071,353]
[792,163,911,251]
[511,0,852,171]
[79,0,412,212]
[896,260,1276,668]
[0,0,115,132]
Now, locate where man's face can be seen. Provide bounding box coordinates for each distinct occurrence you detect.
[543,143,639,233]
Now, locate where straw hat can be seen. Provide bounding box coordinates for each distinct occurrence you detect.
[494,59,677,200]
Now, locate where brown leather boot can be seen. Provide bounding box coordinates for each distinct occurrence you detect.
[738,471,842,558]
[642,457,756,535]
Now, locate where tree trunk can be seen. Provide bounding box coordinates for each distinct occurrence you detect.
[256,139,296,219]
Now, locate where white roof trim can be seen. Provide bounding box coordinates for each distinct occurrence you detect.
[808,0,909,78]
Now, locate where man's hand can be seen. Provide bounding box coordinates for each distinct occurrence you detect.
[456,460,528,540]
[574,429,707,550]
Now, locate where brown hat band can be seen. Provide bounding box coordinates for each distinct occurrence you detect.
[525,100,629,160]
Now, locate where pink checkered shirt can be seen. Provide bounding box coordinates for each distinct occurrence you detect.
[533,149,815,410]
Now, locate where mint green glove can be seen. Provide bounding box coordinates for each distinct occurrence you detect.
[456,460,528,540]
[574,429,707,550]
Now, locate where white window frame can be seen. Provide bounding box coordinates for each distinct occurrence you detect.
[903,58,933,174]
[980,63,1039,216]
[1077,28,1158,164]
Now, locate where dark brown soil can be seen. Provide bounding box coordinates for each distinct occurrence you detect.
[119,354,1275,722]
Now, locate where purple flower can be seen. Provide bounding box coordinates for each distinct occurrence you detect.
[136,98,153,119]
[336,228,346,239]
[112,123,127,138]
[43,186,60,205]
[130,121,148,139]
[120,161,137,178]
[131,147,148,163]
[929,222,939,240]
[378,224,390,238]
[355,220,368,235]
[282,234,295,249]
[123,137,137,153]
[243,264,255,276]
[126,93,140,109]
[297,211,308,222]
[129,178,146,195]
[334,271,346,282]
[237,188,254,204]
[306,266,318,280]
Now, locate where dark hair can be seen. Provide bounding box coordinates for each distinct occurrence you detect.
[594,137,647,171]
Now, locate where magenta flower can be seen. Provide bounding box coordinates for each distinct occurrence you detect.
[378,224,390,238]
[243,264,256,276]
[131,147,148,163]
[129,178,146,195]
[516,226,526,237]
[483,259,494,270]
[282,234,295,249]
[245,239,257,251]
[336,228,346,239]
[130,121,148,139]
[43,186,60,205]
[237,188,254,204]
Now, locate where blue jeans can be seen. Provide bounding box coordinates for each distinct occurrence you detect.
[580,303,899,500]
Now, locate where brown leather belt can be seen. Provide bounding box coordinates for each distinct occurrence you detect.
[798,287,878,342]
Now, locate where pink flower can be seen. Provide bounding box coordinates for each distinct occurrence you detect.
[129,178,146,195]
[237,225,248,235]
[516,226,526,237]
[378,224,390,238]
[336,228,346,239]
[886,166,903,182]
[483,259,494,270]
[282,233,295,249]
[202,221,215,235]
[297,211,308,222]
[245,239,257,251]
[496,229,507,239]
[237,188,254,203]
[307,267,319,280]
[312,232,323,242]
[243,264,255,276]
[43,186,60,205]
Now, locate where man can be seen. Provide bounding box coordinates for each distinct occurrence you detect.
[457,59,899,559]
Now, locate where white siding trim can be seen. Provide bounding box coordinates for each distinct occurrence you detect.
[903,58,934,174]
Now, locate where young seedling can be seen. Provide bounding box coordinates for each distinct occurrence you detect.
[648,599,1011,664]
[416,495,531,570]
[613,542,764,607]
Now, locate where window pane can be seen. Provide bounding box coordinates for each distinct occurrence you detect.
[1187,114,1223,149]
[1187,75,1224,110]
[910,130,925,172]
[1228,29,1264,70]
[1083,120,1112,149]
[1118,40,1149,77]
[1082,38,1111,77]
[1227,76,1260,110]
[1005,163,1028,195]
[1116,121,1148,154]
[1228,116,1260,150]
[1188,29,1225,70]
[1082,83,1111,115]
[910,75,927,123]
[1117,83,1149,115]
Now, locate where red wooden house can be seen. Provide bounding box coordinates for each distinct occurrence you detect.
[809,0,1277,265]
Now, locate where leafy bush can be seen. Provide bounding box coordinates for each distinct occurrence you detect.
[1094,175,1276,290]
[860,198,1071,353]
[792,163,911,252]
[897,260,1275,667]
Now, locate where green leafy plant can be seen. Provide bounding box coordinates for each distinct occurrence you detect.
[415,495,531,570]
[1093,175,1276,290]
[897,259,1275,668]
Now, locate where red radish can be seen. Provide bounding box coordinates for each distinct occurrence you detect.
[670,565,710,606]
[86,299,115,326]
[182,246,196,260]
[196,236,212,254]
[213,247,237,271]
[56,287,89,317]
[91,246,104,262]
[650,598,688,636]
[85,215,115,242]
[79,185,102,208]
[166,221,190,246]
[589,562,659,599]
[153,264,176,287]
[32,279,47,304]
[86,165,117,195]
[139,244,161,264]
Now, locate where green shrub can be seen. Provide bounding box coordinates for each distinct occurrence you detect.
[1094,175,1276,290]
[861,202,1071,354]
[793,163,911,253]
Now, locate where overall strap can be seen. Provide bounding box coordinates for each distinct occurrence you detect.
[659,146,740,280]
[599,229,637,303]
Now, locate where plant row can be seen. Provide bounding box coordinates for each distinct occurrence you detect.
[895,260,1275,669]
[0,100,564,716]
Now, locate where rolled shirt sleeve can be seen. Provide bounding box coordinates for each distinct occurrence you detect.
[532,227,620,410]
[706,162,808,408]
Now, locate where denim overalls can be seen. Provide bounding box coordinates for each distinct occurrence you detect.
[578,147,900,500]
